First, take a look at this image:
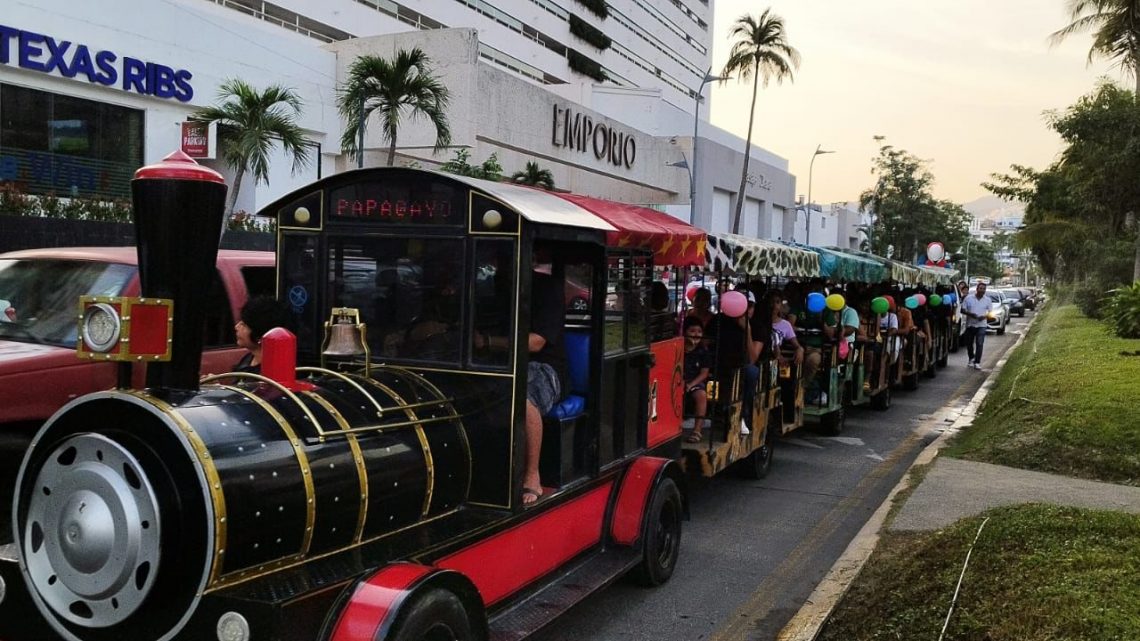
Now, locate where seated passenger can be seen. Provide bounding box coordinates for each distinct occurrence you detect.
[769,294,804,370]
[523,249,567,506]
[682,316,710,443]
[686,287,714,330]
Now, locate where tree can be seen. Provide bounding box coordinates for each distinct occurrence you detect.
[439,148,503,181]
[985,82,1140,283]
[191,79,312,218]
[1051,0,1140,96]
[858,146,937,261]
[721,9,800,234]
[338,48,451,167]
[511,161,555,190]
[1052,3,1140,279]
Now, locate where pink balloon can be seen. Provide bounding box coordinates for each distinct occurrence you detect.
[720,290,748,318]
[916,294,927,306]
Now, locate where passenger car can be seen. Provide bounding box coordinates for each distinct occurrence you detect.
[979,289,1010,334]
[1000,288,1027,317]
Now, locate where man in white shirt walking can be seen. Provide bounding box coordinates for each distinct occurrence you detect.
[961,281,990,369]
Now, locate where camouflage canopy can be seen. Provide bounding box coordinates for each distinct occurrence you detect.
[831,248,924,285]
[705,232,820,278]
[917,264,960,287]
[803,244,888,283]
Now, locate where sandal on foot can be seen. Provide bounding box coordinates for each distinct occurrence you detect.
[685,430,703,443]
[522,486,544,506]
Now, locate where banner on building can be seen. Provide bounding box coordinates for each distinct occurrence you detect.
[180,121,217,159]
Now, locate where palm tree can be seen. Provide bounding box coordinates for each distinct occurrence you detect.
[191,79,312,218]
[338,48,451,167]
[1052,0,1140,95]
[721,9,800,235]
[511,161,555,189]
[1051,0,1140,279]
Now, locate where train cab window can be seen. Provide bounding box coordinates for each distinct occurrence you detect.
[628,255,651,349]
[328,237,465,365]
[605,256,628,354]
[241,266,276,298]
[472,239,515,368]
[202,270,236,348]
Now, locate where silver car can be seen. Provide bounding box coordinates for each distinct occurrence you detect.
[982,290,1010,335]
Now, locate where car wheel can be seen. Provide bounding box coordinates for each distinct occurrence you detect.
[569,297,588,312]
[871,386,891,411]
[819,407,845,436]
[997,323,1006,335]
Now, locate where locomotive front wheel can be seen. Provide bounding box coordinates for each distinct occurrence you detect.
[632,478,682,587]
[388,588,475,641]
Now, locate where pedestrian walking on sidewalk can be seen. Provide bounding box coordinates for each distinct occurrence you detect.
[961,281,989,369]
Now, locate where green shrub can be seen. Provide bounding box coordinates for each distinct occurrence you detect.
[569,14,611,50]
[1103,281,1140,338]
[567,49,608,83]
[574,0,608,19]
[1073,278,1111,318]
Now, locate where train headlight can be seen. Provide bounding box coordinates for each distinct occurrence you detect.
[81,303,122,353]
[217,612,250,641]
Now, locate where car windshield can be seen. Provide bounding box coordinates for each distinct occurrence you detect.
[987,293,1003,304]
[0,258,136,347]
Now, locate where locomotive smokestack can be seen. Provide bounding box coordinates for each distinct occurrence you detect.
[132,150,227,390]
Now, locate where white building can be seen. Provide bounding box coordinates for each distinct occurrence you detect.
[1,0,795,237]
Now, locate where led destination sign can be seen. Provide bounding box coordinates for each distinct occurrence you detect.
[329,178,463,226]
[0,24,194,102]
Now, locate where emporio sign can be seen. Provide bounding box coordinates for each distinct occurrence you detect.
[551,105,637,170]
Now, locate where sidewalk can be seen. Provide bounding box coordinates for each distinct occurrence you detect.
[777,312,1140,641]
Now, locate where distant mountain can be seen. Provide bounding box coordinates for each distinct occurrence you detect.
[963,195,1024,221]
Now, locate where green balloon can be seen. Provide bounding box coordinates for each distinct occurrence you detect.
[871,297,889,315]
[929,294,943,307]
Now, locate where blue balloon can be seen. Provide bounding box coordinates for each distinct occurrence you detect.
[945,293,957,304]
[806,292,826,313]
[905,296,919,309]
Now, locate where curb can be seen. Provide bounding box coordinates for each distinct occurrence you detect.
[775,311,1042,641]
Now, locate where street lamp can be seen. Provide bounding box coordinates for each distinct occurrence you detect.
[964,236,974,283]
[691,67,729,227]
[805,144,835,245]
[667,156,693,222]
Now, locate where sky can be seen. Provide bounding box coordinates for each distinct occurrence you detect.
[706,0,1123,206]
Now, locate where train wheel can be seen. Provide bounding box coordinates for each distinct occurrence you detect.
[819,408,845,436]
[903,373,919,391]
[738,421,775,480]
[871,387,891,411]
[632,478,682,587]
[389,588,475,641]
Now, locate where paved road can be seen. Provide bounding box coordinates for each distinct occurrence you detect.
[532,316,1030,641]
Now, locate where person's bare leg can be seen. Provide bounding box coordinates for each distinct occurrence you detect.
[523,400,543,504]
[693,390,707,434]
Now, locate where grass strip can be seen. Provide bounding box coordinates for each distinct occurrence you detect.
[943,305,1140,485]
[817,504,1140,641]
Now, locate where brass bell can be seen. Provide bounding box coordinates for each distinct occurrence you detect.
[322,307,370,373]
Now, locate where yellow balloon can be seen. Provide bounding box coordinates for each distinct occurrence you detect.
[825,293,846,311]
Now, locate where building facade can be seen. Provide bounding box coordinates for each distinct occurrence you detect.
[1,0,795,237]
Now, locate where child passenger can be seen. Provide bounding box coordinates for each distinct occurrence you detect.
[682,316,710,443]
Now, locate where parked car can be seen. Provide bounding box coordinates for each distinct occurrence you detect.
[1000,288,1027,317]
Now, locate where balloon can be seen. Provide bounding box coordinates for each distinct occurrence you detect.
[720,290,748,318]
[686,284,699,302]
[826,293,846,311]
[806,292,826,314]
[916,294,927,306]
[946,293,956,304]
[884,295,896,311]
[926,242,946,263]
[929,294,943,307]
[905,296,919,309]
[871,297,889,315]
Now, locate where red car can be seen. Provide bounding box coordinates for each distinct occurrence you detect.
[0,246,275,429]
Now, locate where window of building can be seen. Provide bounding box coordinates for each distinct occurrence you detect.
[0,84,144,201]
